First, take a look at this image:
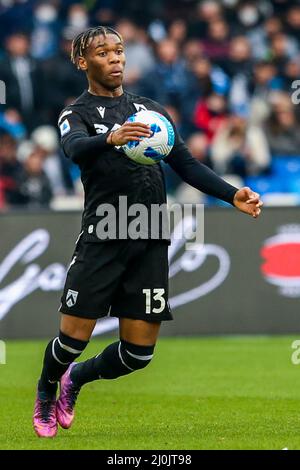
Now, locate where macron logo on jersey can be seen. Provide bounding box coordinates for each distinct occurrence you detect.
[134,103,147,112]
[97,106,106,118]
[60,118,71,136]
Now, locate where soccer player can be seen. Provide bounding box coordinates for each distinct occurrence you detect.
[33,26,263,437]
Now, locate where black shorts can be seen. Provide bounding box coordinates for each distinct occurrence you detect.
[60,235,173,322]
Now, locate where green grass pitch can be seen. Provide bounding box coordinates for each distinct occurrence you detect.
[1,336,300,450]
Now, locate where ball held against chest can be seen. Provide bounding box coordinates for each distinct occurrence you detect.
[122,110,175,165]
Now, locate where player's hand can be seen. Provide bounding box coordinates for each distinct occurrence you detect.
[107,122,152,146]
[233,187,263,218]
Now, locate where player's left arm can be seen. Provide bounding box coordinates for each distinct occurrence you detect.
[150,102,263,218]
[166,143,262,218]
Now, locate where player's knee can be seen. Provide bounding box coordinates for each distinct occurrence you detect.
[120,340,155,371]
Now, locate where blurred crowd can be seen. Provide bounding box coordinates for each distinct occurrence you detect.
[1,0,300,210]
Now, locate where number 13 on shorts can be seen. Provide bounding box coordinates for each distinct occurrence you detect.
[143,288,166,314]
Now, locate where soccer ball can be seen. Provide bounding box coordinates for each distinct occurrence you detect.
[122,110,175,165]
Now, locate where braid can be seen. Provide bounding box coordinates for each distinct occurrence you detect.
[71,26,123,68]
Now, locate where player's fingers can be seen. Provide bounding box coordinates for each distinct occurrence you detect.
[123,135,150,143]
[253,208,261,218]
[242,186,259,203]
[124,122,151,131]
[123,136,141,142]
[123,127,152,136]
[242,186,252,197]
[246,192,259,201]
[246,193,260,204]
[123,123,151,130]
[124,131,151,139]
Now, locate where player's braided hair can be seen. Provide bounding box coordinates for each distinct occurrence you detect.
[71,26,123,68]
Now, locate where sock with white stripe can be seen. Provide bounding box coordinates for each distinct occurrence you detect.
[38,331,88,396]
[71,340,155,387]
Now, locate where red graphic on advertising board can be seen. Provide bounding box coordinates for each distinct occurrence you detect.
[261,228,300,297]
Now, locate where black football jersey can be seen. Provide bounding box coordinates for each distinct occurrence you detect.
[58,89,237,241]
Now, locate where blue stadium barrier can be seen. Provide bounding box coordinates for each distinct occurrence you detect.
[285,176,300,194]
[272,156,300,177]
[244,175,286,195]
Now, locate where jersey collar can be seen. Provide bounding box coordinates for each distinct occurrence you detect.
[85,89,125,108]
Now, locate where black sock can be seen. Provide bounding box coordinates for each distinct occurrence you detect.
[38,331,88,396]
[71,340,155,387]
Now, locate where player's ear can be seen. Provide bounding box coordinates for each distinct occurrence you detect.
[78,56,88,72]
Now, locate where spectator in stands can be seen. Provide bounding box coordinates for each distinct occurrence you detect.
[286,5,300,43]
[265,92,300,157]
[0,0,33,43]
[211,114,271,177]
[168,19,188,48]
[173,132,211,204]
[0,32,45,131]
[140,38,187,108]
[63,3,90,40]
[225,37,253,117]
[269,32,298,71]
[41,29,88,125]
[230,60,283,125]
[189,0,223,39]
[115,18,154,94]
[31,126,73,196]
[186,56,230,98]
[182,39,203,68]
[250,60,283,97]
[236,2,262,31]
[202,18,231,66]
[19,149,53,209]
[222,36,253,79]
[163,104,188,139]
[92,6,118,28]
[282,58,300,92]
[193,93,228,142]
[30,1,62,60]
[0,131,24,209]
[0,109,26,140]
[183,56,229,129]
[247,15,280,58]
[186,131,211,166]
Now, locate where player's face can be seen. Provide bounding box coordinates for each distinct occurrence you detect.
[84,34,125,90]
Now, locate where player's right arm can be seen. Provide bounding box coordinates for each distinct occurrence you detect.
[58,107,151,164]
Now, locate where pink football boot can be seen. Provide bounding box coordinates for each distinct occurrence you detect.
[56,363,81,429]
[33,392,57,438]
